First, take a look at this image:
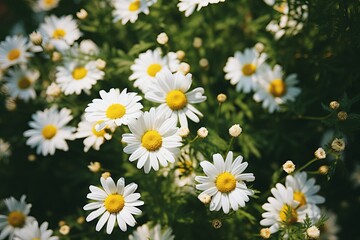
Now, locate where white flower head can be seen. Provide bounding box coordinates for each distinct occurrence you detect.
[0,35,32,70]
[229,124,242,137]
[14,221,58,240]
[112,0,157,25]
[177,0,224,17]
[195,151,255,214]
[331,138,345,152]
[32,0,60,12]
[282,160,295,174]
[307,226,320,239]
[145,69,207,128]
[156,32,168,45]
[83,177,144,234]
[128,222,175,240]
[314,147,326,159]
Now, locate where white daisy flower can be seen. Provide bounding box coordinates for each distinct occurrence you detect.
[253,64,301,113]
[3,67,39,102]
[83,177,144,234]
[112,0,157,25]
[23,106,75,156]
[129,49,179,93]
[39,15,81,51]
[145,69,206,128]
[260,183,307,233]
[0,195,35,240]
[14,221,58,240]
[177,0,224,17]
[129,223,175,240]
[85,88,143,131]
[224,47,268,93]
[32,0,60,12]
[195,151,255,214]
[75,118,114,152]
[122,108,182,174]
[0,36,32,70]
[55,60,104,95]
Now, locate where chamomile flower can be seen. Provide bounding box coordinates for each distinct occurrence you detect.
[177,0,225,17]
[83,177,144,234]
[0,36,32,70]
[85,88,143,131]
[32,0,60,12]
[145,69,206,128]
[195,151,255,214]
[253,64,301,113]
[23,106,75,156]
[129,223,175,240]
[260,183,307,233]
[224,47,268,93]
[3,67,39,102]
[0,195,35,240]
[55,60,104,95]
[122,108,182,174]
[39,15,81,51]
[112,0,157,25]
[14,221,58,240]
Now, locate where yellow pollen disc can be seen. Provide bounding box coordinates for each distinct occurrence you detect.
[44,0,55,5]
[42,124,57,139]
[293,191,307,207]
[7,211,25,227]
[178,160,193,176]
[141,130,162,151]
[166,90,187,110]
[32,238,41,240]
[106,104,126,119]
[146,63,162,77]
[269,79,286,97]
[104,194,125,214]
[279,204,298,224]
[72,67,88,80]
[17,77,31,89]
[7,49,21,61]
[128,0,141,11]
[215,172,236,193]
[92,121,106,137]
[52,29,66,39]
[241,63,256,76]
[275,3,287,14]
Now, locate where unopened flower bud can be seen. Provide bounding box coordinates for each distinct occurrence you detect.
[318,165,329,175]
[229,124,242,137]
[76,9,88,19]
[179,127,190,138]
[52,51,61,62]
[282,160,295,174]
[260,228,271,239]
[329,101,339,110]
[44,43,54,51]
[306,226,320,239]
[314,147,326,159]
[46,82,61,97]
[255,42,265,53]
[58,221,66,227]
[28,154,36,162]
[29,31,42,45]
[156,32,168,45]
[197,127,208,138]
[337,111,347,121]
[101,171,111,179]
[193,37,202,48]
[217,93,227,103]
[59,225,70,235]
[88,162,101,172]
[178,62,190,75]
[331,138,345,152]
[176,50,185,60]
[211,219,222,229]
[5,98,16,111]
[96,58,106,70]
[199,58,209,68]
[198,194,211,204]
[76,216,85,224]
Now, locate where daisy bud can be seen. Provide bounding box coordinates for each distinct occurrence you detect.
[5,98,16,111]
[59,225,70,235]
[318,165,329,175]
[217,93,227,103]
[199,58,209,68]
[176,50,186,60]
[51,51,61,62]
[331,138,345,152]
[76,9,88,20]
[101,171,111,179]
[197,127,208,138]
[282,160,295,174]
[193,37,202,48]
[198,194,211,204]
[88,161,101,172]
[179,127,190,138]
[255,42,265,53]
[329,101,339,110]
[178,62,190,75]
[58,221,66,227]
[314,147,326,160]
[44,43,54,51]
[260,228,271,239]
[96,58,106,70]
[306,226,320,239]
[211,219,222,229]
[156,32,168,45]
[76,216,85,224]
[27,154,36,162]
[337,111,347,121]
[229,124,242,137]
[46,82,61,97]
[29,31,42,45]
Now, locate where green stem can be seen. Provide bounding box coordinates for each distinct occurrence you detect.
[297,113,332,121]
[296,158,318,173]
[226,137,235,154]
[189,135,199,144]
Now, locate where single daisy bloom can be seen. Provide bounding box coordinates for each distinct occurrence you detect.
[145,69,206,128]
[39,15,81,51]
[23,106,75,156]
[253,64,301,113]
[260,183,307,233]
[32,0,60,12]
[3,67,39,102]
[0,35,32,70]
[13,221,58,240]
[224,47,268,93]
[0,195,35,240]
[122,108,182,174]
[195,151,255,214]
[85,88,143,131]
[177,0,224,17]
[112,0,157,25]
[129,49,179,93]
[129,223,175,240]
[83,177,144,234]
[55,60,104,95]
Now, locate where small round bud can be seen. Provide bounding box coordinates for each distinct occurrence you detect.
[58,220,66,227]
[197,127,208,138]
[29,31,42,45]
[76,9,88,19]
[51,51,61,62]
[229,124,242,137]
[101,171,111,179]
[178,62,190,75]
[88,161,101,172]
[96,58,106,70]
[199,58,209,68]
[193,37,202,48]
[44,43,54,51]
[329,101,339,110]
[27,154,36,162]
[76,216,85,224]
[282,160,295,174]
[255,42,265,53]
[198,194,211,204]
[331,138,345,152]
[217,93,227,103]
[211,219,222,229]
[314,147,326,159]
[156,32,168,45]
[59,225,70,235]
[5,98,16,111]
[337,111,347,121]
[179,127,190,138]
[176,50,185,60]
[318,165,329,175]
[306,226,320,239]
[46,82,61,97]
[260,228,271,239]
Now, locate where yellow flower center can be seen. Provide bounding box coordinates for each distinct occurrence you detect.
[128,0,141,11]
[92,121,106,137]
[17,77,31,89]
[52,29,66,39]
[166,90,187,110]
[178,160,193,176]
[141,130,162,151]
[215,172,236,193]
[7,49,21,61]
[269,79,286,97]
[104,194,125,214]
[32,238,41,240]
[43,0,55,6]
[241,63,256,76]
[274,3,287,14]
[293,191,307,207]
[279,204,298,224]
[42,124,57,139]
[7,211,25,227]
[72,67,88,80]
[106,104,126,119]
[147,63,162,77]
